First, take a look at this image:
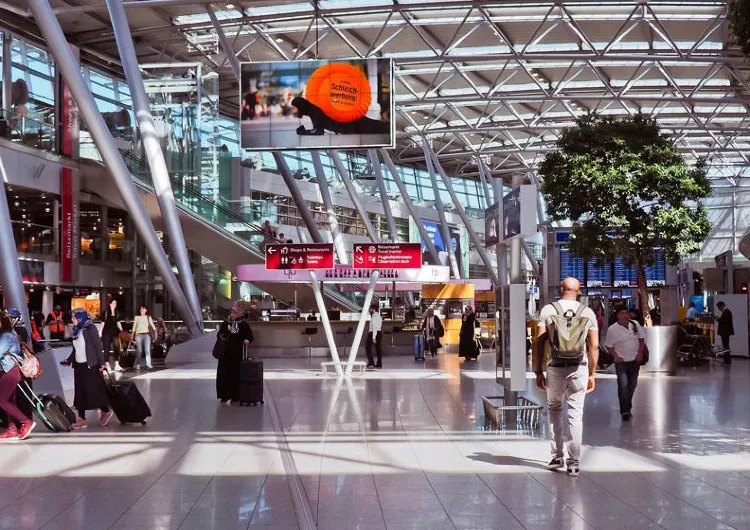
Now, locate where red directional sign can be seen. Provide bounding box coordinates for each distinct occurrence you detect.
[265,243,335,270]
[352,243,422,269]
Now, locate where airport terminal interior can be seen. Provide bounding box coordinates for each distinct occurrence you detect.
[1,1,750,529]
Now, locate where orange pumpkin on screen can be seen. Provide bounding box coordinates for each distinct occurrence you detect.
[306,62,371,123]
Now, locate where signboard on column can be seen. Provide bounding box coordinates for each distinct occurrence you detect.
[484,184,537,246]
[58,44,80,283]
[60,169,80,282]
[239,59,394,150]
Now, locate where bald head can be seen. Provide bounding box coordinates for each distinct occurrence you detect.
[560,277,581,300]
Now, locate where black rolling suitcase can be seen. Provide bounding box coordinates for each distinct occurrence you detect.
[239,345,263,406]
[103,371,151,424]
[16,381,75,432]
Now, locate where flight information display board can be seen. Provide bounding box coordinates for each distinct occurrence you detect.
[559,246,585,284]
[586,257,611,288]
[562,248,666,288]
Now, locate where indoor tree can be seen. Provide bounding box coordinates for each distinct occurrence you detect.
[539,114,712,326]
[729,0,750,58]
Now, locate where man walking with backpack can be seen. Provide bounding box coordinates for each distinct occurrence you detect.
[534,278,599,477]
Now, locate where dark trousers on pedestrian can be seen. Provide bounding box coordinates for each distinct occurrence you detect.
[720,334,731,364]
[102,331,121,362]
[366,331,383,367]
[615,361,640,415]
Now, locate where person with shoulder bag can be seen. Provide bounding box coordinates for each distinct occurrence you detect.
[0,312,36,441]
[603,305,648,422]
[421,308,444,358]
[534,278,599,478]
[132,305,156,371]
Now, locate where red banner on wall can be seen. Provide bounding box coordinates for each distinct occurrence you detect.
[58,44,79,159]
[60,168,80,282]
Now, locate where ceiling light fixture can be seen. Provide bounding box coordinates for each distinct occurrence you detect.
[226,2,235,8]
[275,37,284,43]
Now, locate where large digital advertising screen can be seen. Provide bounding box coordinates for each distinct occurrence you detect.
[239,59,394,150]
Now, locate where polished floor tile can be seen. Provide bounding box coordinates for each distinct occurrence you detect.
[2,347,750,529]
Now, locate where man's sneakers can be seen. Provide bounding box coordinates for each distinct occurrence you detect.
[621,412,632,422]
[548,456,580,477]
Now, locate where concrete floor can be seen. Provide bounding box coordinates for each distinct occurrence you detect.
[0,349,749,530]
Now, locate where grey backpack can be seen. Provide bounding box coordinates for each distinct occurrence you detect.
[546,302,589,365]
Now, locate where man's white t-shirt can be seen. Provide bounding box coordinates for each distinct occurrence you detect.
[538,301,598,367]
[369,313,382,334]
[603,320,645,362]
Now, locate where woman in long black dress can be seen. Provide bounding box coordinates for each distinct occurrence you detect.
[458,306,479,361]
[216,304,253,405]
[62,309,113,428]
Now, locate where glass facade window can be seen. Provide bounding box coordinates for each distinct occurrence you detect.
[10,38,55,124]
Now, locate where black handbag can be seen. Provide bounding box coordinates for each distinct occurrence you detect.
[212,336,227,360]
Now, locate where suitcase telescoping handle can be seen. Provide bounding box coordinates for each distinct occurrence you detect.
[243,342,249,361]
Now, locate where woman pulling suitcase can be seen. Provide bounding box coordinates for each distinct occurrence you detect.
[0,311,36,441]
[61,309,114,429]
[215,303,253,405]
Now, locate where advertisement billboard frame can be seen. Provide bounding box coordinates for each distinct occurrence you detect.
[239,58,395,151]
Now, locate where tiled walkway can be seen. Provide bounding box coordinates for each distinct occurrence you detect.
[0,351,749,530]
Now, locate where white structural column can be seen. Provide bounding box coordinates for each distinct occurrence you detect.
[0,157,31,338]
[106,0,203,331]
[380,149,441,265]
[205,5,240,79]
[368,150,398,241]
[28,0,202,336]
[273,152,323,243]
[329,150,379,242]
[309,271,343,376]
[426,145,499,285]
[311,152,348,264]
[477,159,493,209]
[422,141,461,279]
[345,271,380,376]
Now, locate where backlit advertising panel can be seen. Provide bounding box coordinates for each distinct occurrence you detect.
[239,59,394,150]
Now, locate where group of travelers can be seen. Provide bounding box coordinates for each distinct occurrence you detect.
[0,298,173,440]
[260,220,293,244]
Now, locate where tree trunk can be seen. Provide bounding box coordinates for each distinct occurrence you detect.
[635,252,653,327]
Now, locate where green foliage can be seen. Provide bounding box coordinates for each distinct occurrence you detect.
[539,114,712,269]
[729,0,750,57]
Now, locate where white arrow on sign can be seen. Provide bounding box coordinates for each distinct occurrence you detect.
[355,245,363,252]
[268,247,276,254]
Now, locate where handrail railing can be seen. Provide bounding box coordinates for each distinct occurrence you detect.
[0,107,55,153]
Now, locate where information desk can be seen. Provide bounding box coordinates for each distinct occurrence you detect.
[247,320,416,358]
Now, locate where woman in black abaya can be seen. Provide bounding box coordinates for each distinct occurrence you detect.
[216,304,253,404]
[458,306,479,361]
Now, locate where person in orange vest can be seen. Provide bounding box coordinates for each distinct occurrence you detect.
[46,305,65,341]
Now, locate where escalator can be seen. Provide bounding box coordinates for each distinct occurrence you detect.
[79,154,370,312]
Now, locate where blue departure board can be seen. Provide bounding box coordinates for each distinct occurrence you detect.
[586,257,611,287]
[614,256,637,287]
[559,246,585,283]
[644,248,666,287]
